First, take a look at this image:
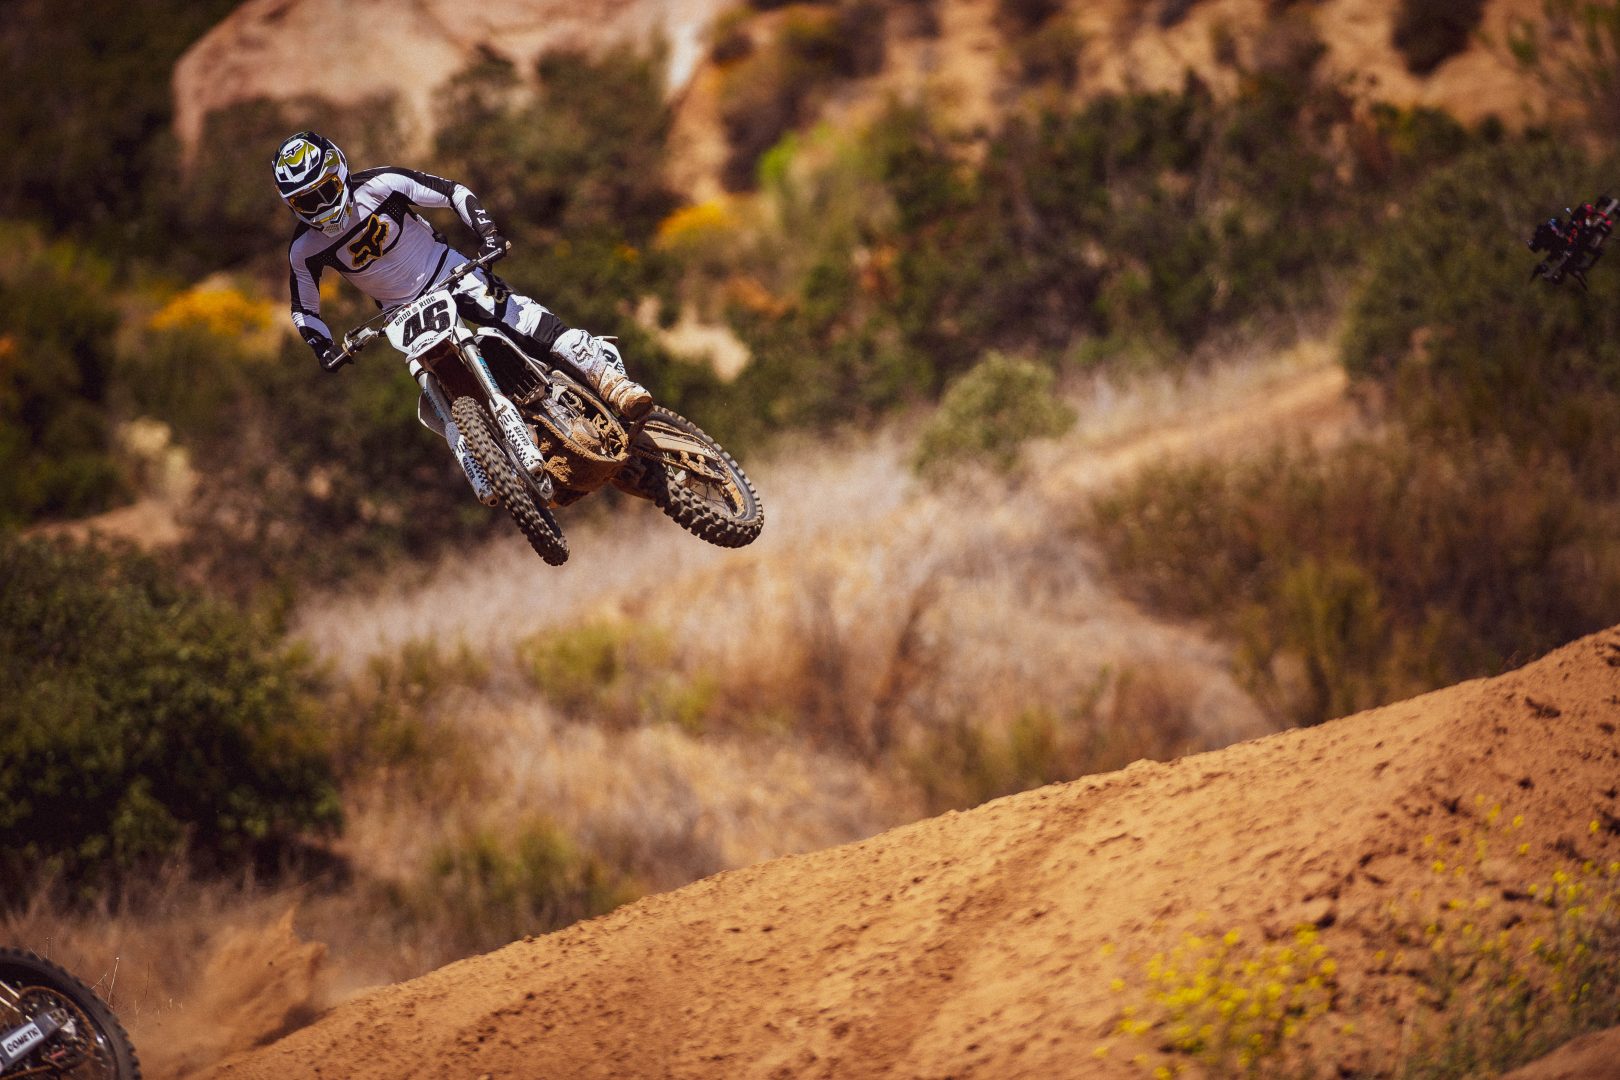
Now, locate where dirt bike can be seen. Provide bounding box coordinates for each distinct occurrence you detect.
[0,950,139,1079]
[330,245,764,564]
[1528,194,1619,288]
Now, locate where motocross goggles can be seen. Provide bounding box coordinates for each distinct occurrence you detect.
[287,174,345,218]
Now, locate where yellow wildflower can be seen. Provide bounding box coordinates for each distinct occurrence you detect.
[149,284,275,338]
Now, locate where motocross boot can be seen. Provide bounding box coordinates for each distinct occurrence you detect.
[552,328,653,422]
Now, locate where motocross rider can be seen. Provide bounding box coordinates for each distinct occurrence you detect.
[273,130,653,420]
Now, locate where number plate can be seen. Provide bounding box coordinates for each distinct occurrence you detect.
[386,288,456,357]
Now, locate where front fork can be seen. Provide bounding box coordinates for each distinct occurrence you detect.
[409,357,497,507]
[460,336,548,478]
[410,333,555,507]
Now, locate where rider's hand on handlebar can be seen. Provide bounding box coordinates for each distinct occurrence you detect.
[476,233,508,262]
[479,233,509,264]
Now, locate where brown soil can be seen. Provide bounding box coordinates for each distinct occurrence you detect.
[200,626,1620,1079]
[1503,1025,1620,1079]
[132,911,325,1080]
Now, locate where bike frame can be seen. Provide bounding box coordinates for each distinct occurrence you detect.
[335,245,555,507]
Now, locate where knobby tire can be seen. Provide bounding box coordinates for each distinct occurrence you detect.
[450,396,569,565]
[0,948,141,1080]
[635,407,763,548]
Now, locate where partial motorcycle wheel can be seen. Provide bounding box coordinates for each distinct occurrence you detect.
[0,948,141,1080]
[451,396,569,566]
[632,407,764,548]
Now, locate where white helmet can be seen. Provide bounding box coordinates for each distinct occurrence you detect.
[273,130,351,229]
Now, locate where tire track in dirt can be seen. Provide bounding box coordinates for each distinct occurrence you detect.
[202,627,1620,1079]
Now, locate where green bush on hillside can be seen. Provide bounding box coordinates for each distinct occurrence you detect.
[1344,138,1620,479]
[912,352,1076,481]
[712,2,887,190]
[1091,434,1620,726]
[0,0,239,254]
[715,3,887,190]
[722,78,1388,431]
[393,819,640,954]
[436,50,679,244]
[1507,1,1620,137]
[0,535,341,901]
[0,229,128,525]
[172,306,486,594]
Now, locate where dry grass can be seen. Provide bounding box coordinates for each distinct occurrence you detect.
[5,340,1361,1077]
[1,872,327,1079]
[291,339,1339,900]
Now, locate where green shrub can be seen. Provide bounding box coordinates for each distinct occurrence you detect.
[1265,556,1397,727]
[1344,137,1620,476]
[0,228,128,524]
[904,668,1199,812]
[0,535,341,901]
[715,4,886,190]
[325,639,489,791]
[171,299,489,596]
[911,352,1075,481]
[1507,1,1620,136]
[0,0,240,255]
[720,73,1448,432]
[397,819,640,953]
[435,49,678,242]
[1091,434,1620,726]
[517,618,716,733]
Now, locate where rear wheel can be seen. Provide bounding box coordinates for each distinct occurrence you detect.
[630,407,763,548]
[0,948,141,1079]
[451,396,569,565]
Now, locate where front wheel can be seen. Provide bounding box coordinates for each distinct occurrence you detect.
[0,948,141,1079]
[451,396,569,565]
[628,407,764,548]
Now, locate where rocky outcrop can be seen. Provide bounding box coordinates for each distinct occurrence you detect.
[172,0,734,165]
[174,0,1554,211]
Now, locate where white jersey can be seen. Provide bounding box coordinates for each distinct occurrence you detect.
[287,167,482,346]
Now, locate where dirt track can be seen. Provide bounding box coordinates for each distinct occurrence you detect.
[205,626,1620,1079]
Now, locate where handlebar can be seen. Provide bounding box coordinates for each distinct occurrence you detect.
[329,242,511,366]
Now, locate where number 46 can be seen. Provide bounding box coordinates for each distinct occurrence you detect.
[404,300,451,344]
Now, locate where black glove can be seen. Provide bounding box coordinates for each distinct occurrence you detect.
[479,230,508,263]
[303,330,346,373]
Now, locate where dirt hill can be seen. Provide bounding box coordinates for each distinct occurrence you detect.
[202,624,1620,1078]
